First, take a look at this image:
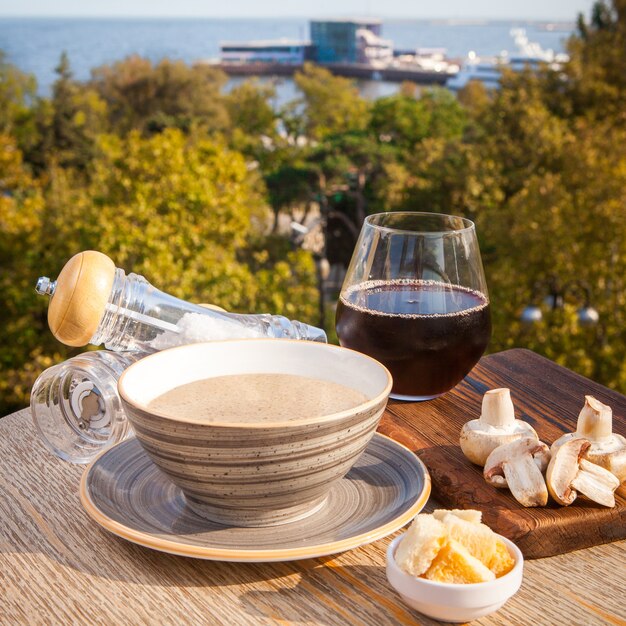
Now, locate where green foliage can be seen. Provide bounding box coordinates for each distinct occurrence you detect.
[90,55,229,134]
[225,79,279,161]
[371,88,467,148]
[373,137,503,217]
[0,53,40,160]
[565,0,626,120]
[479,119,626,390]
[309,131,394,222]
[241,234,319,320]
[226,79,277,137]
[0,133,67,410]
[432,0,626,392]
[265,163,320,231]
[293,63,370,139]
[44,52,109,169]
[0,51,37,135]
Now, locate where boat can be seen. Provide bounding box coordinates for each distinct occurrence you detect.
[446,28,569,91]
[445,51,503,90]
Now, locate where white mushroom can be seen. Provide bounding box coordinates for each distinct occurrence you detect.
[551,396,626,483]
[547,438,620,507]
[460,388,538,466]
[483,437,551,507]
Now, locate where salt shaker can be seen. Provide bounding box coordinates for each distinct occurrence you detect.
[35,251,327,351]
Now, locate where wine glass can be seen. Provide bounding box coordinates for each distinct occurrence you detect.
[335,212,491,401]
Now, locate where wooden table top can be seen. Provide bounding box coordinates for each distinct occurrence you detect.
[1,350,625,625]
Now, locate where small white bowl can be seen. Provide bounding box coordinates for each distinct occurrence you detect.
[386,533,523,623]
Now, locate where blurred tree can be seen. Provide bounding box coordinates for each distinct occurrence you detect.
[226,79,276,137]
[420,88,468,140]
[0,134,66,411]
[565,0,626,121]
[463,3,626,389]
[26,52,109,172]
[292,63,370,139]
[373,137,503,219]
[464,68,574,201]
[225,79,279,166]
[457,80,491,113]
[265,163,319,232]
[90,56,229,134]
[369,0,626,393]
[58,128,271,310]
[480,121,626,389]
[310,131,392,224]
[370,87,467,150]
[240,234,319,323]
[399,81,418,98]
[52,52,108,167]
[370,94,431,147]
[51,52,79,153]
[0,52,37,142]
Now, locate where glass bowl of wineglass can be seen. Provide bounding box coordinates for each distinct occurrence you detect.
[335,212,491,401]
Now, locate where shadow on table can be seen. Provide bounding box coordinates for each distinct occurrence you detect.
[87,547,414,625]
[1,532,431,622]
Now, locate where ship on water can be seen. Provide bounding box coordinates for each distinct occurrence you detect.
[447,28,570,90]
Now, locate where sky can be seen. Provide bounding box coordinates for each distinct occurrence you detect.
[0,0,595,21]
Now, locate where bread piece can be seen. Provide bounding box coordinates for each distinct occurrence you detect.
[488,537,516,577]
[433,509,482,524]
[422,539,496,584]
[439,512,497,567]
[395,514,448,577]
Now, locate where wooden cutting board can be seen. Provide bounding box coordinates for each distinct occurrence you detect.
[378,348,626,559]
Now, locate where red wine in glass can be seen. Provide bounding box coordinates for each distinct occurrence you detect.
[336,212,491,401]
[336,279,491,399]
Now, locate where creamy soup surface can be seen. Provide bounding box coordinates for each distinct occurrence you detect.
[147,373,368,423]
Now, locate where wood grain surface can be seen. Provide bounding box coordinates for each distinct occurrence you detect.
[379,349,626,558]
[1,350,625,625]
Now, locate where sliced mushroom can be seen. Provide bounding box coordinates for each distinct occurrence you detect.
[547,438,620,507]
[483,436,551,507]
[460,388,538,466]
[551,396,626,483]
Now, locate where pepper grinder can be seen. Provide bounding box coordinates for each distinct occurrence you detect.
[36,251,327,351]
[31,350,141,464]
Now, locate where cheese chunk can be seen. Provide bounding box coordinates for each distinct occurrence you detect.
[433,508,482,524]
[422,539,496,584]
[395,510,516,583]
[439,512,498,567]
[488,538,516,577]
[395,514,448,577]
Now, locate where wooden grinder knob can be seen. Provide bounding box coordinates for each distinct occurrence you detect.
[47,251,116,347]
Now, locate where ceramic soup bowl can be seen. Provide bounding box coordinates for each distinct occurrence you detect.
[118,339,392,527]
